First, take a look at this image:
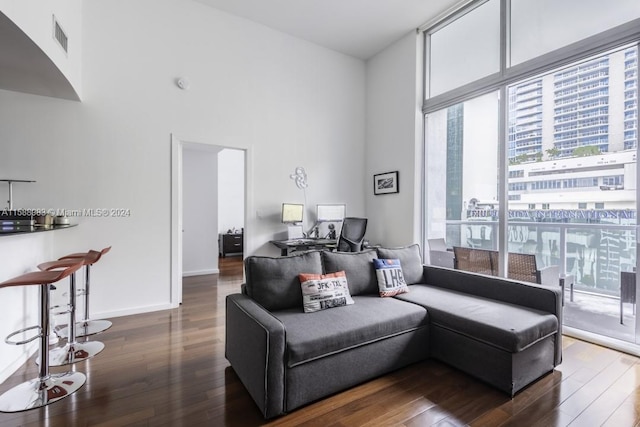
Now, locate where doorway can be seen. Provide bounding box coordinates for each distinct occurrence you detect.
[171,135,250,306]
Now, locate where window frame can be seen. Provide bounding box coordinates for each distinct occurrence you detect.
[422,0,640,278]
[423,1,640,115]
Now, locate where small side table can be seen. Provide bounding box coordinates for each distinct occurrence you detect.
[559,274,574,306]
[620,271,636,325]
[219,233,243,257]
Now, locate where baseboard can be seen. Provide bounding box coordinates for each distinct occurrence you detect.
[182,268,220,277]
[93,303,176,320]
[563,326,640,358]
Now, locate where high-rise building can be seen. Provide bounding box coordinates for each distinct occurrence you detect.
[508,46,637,162]
[624,48,639,149]
[508,78,543,160]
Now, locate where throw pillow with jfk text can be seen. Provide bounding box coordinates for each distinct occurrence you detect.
[298,271,355,313]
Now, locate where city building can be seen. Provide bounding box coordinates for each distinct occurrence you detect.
[508,47,637,162]
[508,149,637,212]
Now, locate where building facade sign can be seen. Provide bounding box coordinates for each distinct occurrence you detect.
[466,209,636,221]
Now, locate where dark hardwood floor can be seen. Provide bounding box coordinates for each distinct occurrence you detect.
[2,256,640,426]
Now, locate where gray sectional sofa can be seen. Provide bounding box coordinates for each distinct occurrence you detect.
[225,245,562,419]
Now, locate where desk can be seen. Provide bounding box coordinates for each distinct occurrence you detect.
[270,239,337,256]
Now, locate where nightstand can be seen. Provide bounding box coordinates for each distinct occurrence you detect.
[219,233,243,257]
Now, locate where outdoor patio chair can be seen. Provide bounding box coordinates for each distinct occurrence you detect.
[453,247,559,287]
[493,252,560,287]
[453,246,493,276]
[428,238,454,268]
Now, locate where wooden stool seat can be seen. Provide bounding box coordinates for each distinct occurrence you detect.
[0,260,86,412]
[37,258,86,273]
[0,268,78,288]
[59,246,110,265]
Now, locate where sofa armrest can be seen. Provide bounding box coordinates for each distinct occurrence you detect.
[225,293,286,419]
[423,265,561,313]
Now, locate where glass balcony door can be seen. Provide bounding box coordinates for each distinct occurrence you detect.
[506,46,639,344]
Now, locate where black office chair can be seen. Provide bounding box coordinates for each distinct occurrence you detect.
[337,217,368,252]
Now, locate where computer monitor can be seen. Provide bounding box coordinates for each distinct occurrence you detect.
[316,204,346,222]
[281,203,304,224]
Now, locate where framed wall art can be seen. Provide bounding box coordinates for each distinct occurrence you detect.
[373,171,399,195]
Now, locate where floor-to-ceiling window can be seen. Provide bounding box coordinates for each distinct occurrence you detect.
[425,92,500,250]
[423,0,640,350]
[506,46,638,342]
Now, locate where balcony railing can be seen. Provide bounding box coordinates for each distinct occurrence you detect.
[444,219,636,298]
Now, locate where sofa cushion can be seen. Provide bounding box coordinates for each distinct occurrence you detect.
[373,258,409,297]
[377,244,424,285]
[244,251,323,311]
[272,295,429,367]
[321,249,378,295]
[394,285,558,353]
[299,271,354,313]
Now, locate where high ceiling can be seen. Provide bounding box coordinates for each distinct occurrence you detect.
[0,1,466,100]
[194,0,465,60]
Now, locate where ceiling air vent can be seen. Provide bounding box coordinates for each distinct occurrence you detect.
[52,16,68,54]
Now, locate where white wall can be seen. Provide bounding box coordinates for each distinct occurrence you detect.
[183,145,220,276]
[218,148,244,234]
[0,0,366,327]
[365,31,423,248]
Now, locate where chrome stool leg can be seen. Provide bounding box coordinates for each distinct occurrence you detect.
[74,263,112,337]
[0,274,86,412]
[48,284,61,345]
[37,260,104,367]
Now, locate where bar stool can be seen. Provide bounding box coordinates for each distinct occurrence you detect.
[38,259,105,366]
[57,247,112,338]
[0,260,86,412]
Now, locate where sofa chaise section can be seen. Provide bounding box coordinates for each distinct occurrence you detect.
[395,264,562,395]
